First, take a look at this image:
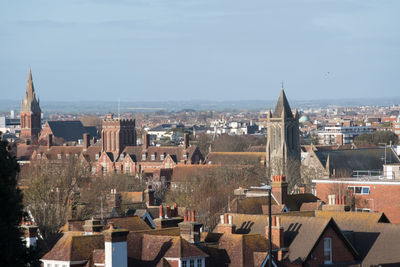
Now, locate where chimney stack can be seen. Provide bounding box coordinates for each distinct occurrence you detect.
[217,213,236,234]
[178,209,202,244]
[144,185,155,206]
[184,133,189,149]
[271,175,288,205]
[143,133,150,149]
[83,219,103,235]
[47,134,53,149]
[83,133,90,150]
[265,216,284,250]
[104,226,129,267]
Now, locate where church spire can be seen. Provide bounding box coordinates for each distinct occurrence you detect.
[21,67,41,113]
[272,86,293,118]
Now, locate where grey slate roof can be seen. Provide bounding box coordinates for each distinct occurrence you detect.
[315,148,400,173]
[46,121,98,142]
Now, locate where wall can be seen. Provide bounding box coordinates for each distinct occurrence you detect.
[315,181,400,223]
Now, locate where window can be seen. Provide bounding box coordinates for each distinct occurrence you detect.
[91,167,96,175]
[47,264,51,267]
[37,154,41,159]
[160,154,165,160]
[197,258,202,267]
[57,154,62,159]
[95,154,100,160]
[324,237,332,264]
[125,165,130,174]
[362,187,370,194]
[151,154,155,161]
[190,259,195,267]
[347,186,370,195]
[182,260,187,267]
[142,154,146,160]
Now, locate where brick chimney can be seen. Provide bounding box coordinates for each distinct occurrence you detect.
[154,204,184,228]
[83,219,103,235]
[271,175,288,205]
[21,222,39,248]
[184,133,189,149]
[178,210,202,244]
[47,134,53,149]
[217,213,236,234]
[144,185,155,206]
[83,133,90,150]
[104,224,129,267]
[265,216,284,249]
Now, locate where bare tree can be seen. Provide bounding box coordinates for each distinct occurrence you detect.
[22,158,89,244]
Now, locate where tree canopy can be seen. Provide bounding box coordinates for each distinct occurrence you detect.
[0,137,34,266]
[353,131,398,146]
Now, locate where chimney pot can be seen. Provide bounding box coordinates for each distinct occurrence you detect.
[191,210,195,222]
[224,213,229,224]
[184,209,188,222]
[220,215,225,224]
[159,205,163,219]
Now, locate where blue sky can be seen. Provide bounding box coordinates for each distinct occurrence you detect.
[0,0,399,102]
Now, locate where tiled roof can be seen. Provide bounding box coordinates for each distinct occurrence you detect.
[106,216,151,232]
[206,152,265,165]
[136,234,208,264]
[231,197,278,214]
[280,216,331,262]
[121,145,200,163]
[41,232,104,261]
[286,193,320,211]
[170,165,220,182]
[314,210,400,266]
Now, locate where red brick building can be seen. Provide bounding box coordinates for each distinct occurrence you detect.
[313,175,400,223]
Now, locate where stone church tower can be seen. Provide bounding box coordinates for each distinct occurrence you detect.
[20,68,42,142]
[266,88,300,178]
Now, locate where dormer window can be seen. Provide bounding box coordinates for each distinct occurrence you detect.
[120,154,125,160]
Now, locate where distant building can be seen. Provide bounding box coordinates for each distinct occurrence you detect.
[317,125,373,145]
[20,68,41,142]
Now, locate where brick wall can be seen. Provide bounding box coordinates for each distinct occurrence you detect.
[315,182,400,223]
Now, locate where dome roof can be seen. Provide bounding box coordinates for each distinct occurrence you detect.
[299,115,309,123]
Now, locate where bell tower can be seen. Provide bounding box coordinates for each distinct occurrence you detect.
[266,87,300,179]
[20,68,42,142]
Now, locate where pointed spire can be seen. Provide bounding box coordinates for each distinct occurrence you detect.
[273,87,293,118]
[28,66,32,82]
[21,67,41,113]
